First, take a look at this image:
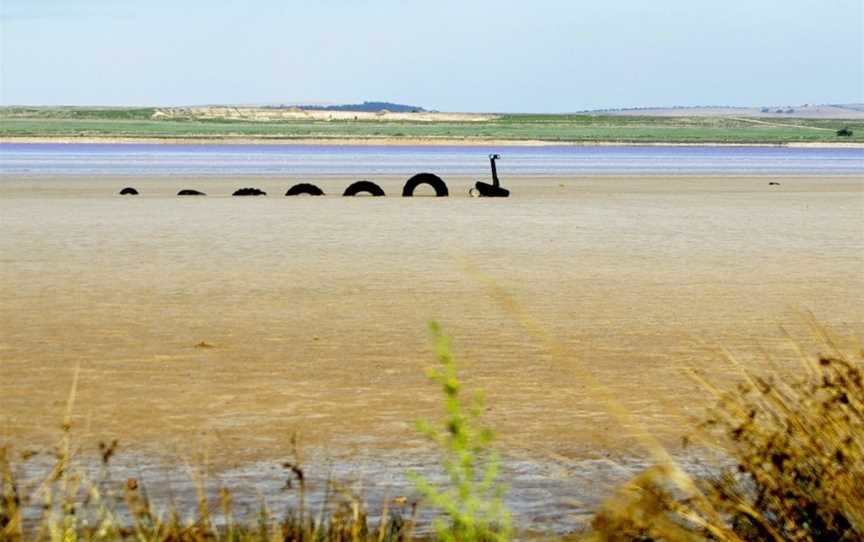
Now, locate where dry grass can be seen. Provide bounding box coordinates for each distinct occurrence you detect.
[0,367,417,542]
[584,326,864,541]
[0,437,418,542]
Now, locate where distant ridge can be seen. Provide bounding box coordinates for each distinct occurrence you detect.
[289,101,427,113]
[582,103,864,120]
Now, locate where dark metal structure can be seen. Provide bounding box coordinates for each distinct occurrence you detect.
[473,154,510,197]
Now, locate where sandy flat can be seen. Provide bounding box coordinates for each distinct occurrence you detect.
[1,174,862,470]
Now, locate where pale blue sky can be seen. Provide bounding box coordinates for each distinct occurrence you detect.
[1,0,862,112]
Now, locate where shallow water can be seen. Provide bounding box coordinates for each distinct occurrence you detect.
[1,150,863,532]
[13,444,727,536]
[2,142,863,175]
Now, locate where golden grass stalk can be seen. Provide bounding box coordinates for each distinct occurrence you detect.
[454,255,744,541]
[584,329,864,541]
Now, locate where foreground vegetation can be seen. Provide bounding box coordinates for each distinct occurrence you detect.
[1,107,863,144]
[587,329,864,541]
[1,322,862,541]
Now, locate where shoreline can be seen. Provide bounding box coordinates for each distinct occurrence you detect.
[2,135,864,148]
[6,174,864,181]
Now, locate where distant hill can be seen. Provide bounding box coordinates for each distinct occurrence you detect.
[587,104,864,120]
[292,101,427,113]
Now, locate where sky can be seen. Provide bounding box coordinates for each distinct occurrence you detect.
[1,0,862,112]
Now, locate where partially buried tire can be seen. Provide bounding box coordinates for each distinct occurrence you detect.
[119,187,139,195]
[343,180,385,197]
[232,187,267,196]
[285,183,325,196]
[402,173,449,197]
[178,189,206,196]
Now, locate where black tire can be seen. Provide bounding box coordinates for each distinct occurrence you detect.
[178,189,206,196]
[119,187,139,195]
[232,187,267,196]
[343,180,385,197]
[402,173,449,197]
[285,183,325,196]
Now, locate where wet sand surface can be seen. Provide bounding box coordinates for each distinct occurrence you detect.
[2,174,863,531]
